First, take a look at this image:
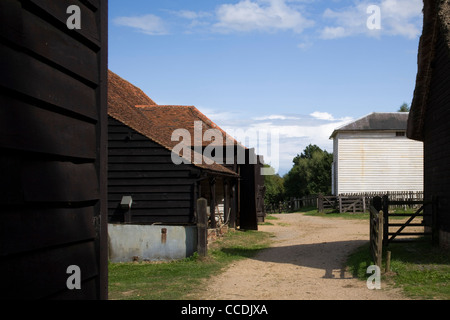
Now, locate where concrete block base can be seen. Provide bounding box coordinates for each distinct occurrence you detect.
[108,224,197,262]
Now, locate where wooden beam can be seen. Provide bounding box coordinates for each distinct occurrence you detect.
[224,179,229,225]
[197,198,208,257]
[209,177,216,228]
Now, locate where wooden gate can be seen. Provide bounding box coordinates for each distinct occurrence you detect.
[317,194,366,213]
[382,195,438,246]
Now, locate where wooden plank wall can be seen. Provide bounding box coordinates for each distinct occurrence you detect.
[0,0,108,299]
[108,117,200,224]
[424,29,450,234]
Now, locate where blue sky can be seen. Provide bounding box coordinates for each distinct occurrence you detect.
[108,0,423,175]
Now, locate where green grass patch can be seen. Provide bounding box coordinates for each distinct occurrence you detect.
[108,229,273,300]
[345,240,450,300]
[259,214,279,225]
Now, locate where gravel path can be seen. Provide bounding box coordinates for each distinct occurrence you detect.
[201,213,408,300]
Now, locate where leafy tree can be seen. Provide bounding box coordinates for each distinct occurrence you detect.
[398,102,410,112]
[284,144,333,198]
[263,166,285,206]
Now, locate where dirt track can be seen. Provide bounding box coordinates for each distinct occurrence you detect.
[201,213,408,300]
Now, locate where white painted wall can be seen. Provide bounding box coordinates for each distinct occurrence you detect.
[108,224,197,262]
[333,131,423,194]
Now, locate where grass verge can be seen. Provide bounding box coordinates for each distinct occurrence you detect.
[345,239,450,300]
[108,229,273,300]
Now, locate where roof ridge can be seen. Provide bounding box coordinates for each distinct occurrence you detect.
[330,112,409,138]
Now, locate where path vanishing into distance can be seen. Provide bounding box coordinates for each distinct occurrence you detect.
[201,213,408,300]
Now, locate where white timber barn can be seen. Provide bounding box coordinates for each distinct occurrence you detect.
[330,112,423,195]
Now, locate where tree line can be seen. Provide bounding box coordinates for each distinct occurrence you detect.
[264,144,333,207]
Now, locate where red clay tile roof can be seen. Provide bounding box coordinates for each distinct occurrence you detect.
[107,70,238,177]
[136,105,242,148]
[108,70,157,108]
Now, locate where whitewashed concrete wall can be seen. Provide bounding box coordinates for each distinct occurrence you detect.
[333,131,423,194]
[108,224,197,262]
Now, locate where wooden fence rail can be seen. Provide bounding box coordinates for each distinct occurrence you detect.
[266,191,425,215]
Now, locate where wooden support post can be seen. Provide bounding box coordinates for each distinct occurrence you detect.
[197,198,208,257]
[318,193,324,213]
[224,179,229,225]
[382,194,389,246]
[362,197,366,213]
[124,209,131,223]
[432,196,439,247]
[377,210,384,268]
[230,182,237,229]
[385,251,391,273]
[210,177,216,228]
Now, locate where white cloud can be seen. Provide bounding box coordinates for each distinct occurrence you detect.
[297,41,313,50]
[173,10,212,20]
[113,0,422,41]
[320,0,423,39]
[214,0,314,34]
[253,114,302,121]
[206,110,353,175]
[310,111,335,121]
[114,14,168,35]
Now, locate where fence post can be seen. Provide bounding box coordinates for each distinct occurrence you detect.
[318,193,324,213]
[382,194,389,246]
[377,210,383,267]
[362,196,366,213]
[197,198,208,257]
[432,196,439,247]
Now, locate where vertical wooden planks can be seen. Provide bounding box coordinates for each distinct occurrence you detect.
[0,0,108,299]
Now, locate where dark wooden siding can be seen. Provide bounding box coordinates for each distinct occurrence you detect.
[0,0,108,299]
[423,29,450,233]
[238,149,264,230]
[108,117,201,224]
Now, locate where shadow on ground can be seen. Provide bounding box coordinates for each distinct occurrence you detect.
[220,240,369,279]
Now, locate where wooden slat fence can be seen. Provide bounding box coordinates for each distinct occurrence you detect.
[317,191,424,214]
[266,191,425,215]
[265,194,318,213]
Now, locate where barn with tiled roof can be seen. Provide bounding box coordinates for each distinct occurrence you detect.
[107,70,265,261]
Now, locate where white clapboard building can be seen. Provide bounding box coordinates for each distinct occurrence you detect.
[330,112,423,195]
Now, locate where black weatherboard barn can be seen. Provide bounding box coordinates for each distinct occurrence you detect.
[108,71,239,226]
[407,0,450,249]
[108,71,265,231]
[0,0,108,299]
